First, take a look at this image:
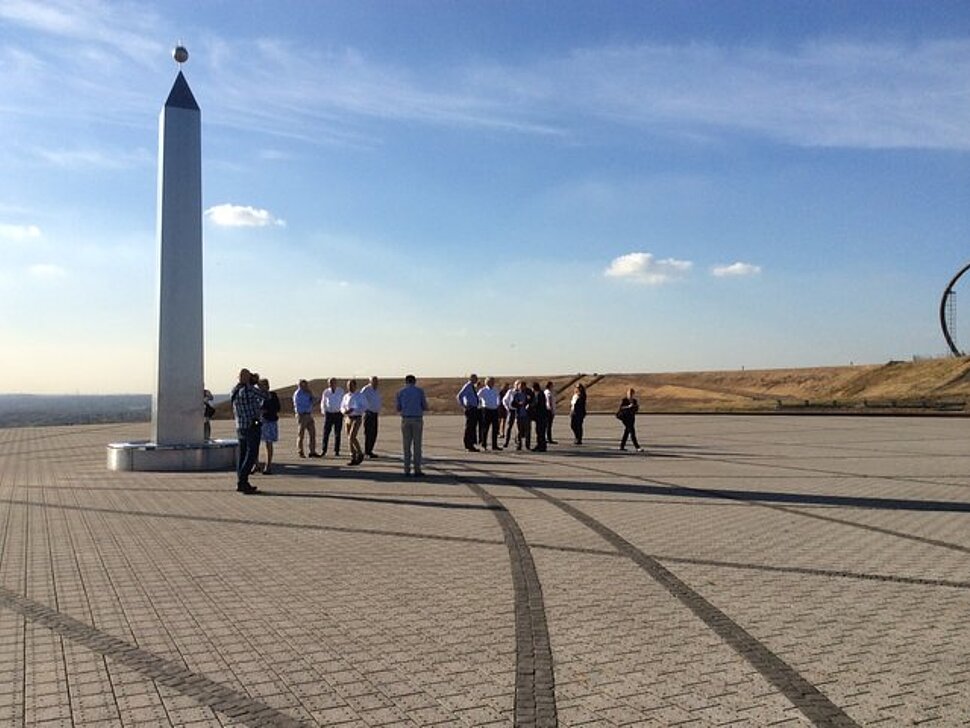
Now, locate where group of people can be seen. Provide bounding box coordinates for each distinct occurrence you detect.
[291,376,383,465]
[229,369,643,494]
[230,370,430,493]
[457,375,560,452]
[455,375,642,454]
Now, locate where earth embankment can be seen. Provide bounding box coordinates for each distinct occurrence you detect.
[215,358,970,418]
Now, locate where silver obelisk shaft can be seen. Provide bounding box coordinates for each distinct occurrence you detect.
[152,71,204,445]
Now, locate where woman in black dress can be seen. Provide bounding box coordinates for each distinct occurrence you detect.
[617,387,643,452]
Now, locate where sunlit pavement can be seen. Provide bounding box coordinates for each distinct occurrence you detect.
[1,414,969,727]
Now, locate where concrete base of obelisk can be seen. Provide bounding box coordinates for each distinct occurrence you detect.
[106,439,237,472]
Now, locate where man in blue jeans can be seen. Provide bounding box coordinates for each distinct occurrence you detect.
[231,368,268,494]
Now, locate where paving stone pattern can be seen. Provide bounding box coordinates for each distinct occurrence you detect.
[0,414,969,726]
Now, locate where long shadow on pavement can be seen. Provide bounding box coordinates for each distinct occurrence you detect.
[257,490,500,511]
[454,470,970,513]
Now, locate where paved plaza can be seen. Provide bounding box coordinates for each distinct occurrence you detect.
[1,414,969,727]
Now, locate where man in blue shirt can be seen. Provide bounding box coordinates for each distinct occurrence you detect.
[292,379,320,458]
[395,374,428,476]
[231,368,268,494]
[456,373,480,452]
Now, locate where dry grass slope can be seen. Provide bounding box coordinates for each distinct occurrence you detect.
[214,358,970,419]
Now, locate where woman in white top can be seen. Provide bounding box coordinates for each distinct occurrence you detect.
[341,379,365,465]
[570,383,587,445]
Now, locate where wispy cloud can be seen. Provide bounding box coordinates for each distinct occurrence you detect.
[3,2,970,151]
[204,36,970,151]
[513,40,970,150]
[205,203,286,228]
[0,0,164,61]
[203,38,567,144]
[35,146,152,170]
[604,252,693,285]
[712,262,762,278]
[0,223,42,242]
[28,263,67,280]
[258,148,294,161]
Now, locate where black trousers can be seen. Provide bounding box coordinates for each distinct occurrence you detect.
[463,408,480,449]
[620,416,640,449]
[480,408,500,449]
[322,411,343,454]
[515,416,531,450]
[364,412,379,455]
[570,413,585,444]
[546,412,555,441]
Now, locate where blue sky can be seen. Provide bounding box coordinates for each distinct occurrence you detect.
[2,0,969,393]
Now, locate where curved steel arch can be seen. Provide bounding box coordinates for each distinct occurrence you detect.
[940,260,970,356]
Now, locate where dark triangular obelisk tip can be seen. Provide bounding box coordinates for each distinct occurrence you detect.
[165,71,199,110]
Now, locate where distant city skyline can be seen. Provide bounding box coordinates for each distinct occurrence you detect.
[2,1,969,394]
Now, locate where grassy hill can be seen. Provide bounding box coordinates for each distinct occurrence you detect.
[214,358,970,418]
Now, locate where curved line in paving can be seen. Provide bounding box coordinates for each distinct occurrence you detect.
[440,470,558,727]
[456,460,859,728]
[529,487,860,728]
[0,586,305,728]
[2,490,561,725]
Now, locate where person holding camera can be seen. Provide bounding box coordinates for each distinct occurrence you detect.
[230,368,269,494]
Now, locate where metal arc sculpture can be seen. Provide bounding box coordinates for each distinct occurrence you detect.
[940,260,970,356]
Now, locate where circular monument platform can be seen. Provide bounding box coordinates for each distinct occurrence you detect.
[106,439,237,472]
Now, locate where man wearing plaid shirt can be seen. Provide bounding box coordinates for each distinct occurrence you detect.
[231,368,269,494]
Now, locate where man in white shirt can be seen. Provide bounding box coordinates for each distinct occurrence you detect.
[477,376,502,450]
[502,381,518,449]
[544,381,558,444]
[340,379,365,465]
[360,376,381,458]
[320,377,344,458]
[456,374,480,452]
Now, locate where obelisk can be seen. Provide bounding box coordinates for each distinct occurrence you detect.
[107,48,235,471]
[152,47,204,446]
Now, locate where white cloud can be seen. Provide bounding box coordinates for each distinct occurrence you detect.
[604,252,693,285]
[28,263,67,280]
[36,147,152,170]
[205,204,286,228]
[712,262,762,278]
[0,224,42,241]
